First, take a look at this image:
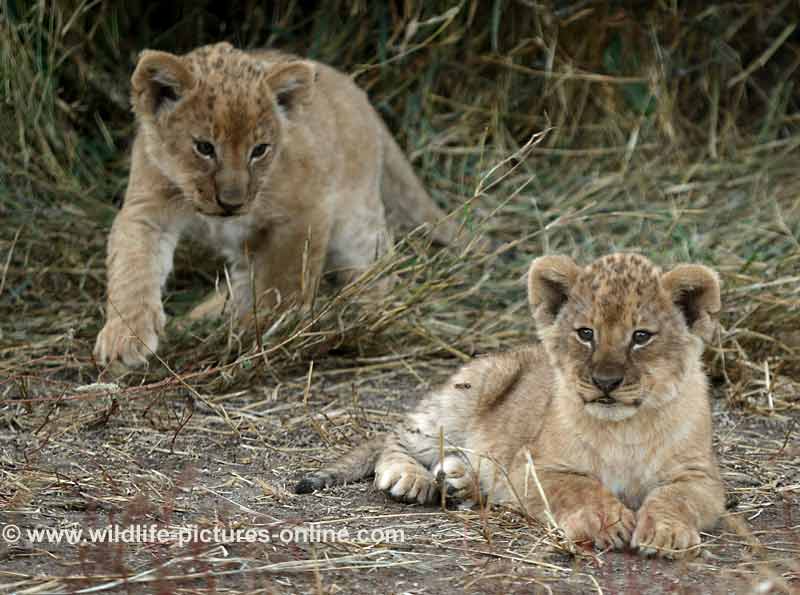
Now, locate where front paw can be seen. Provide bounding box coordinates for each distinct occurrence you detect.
[632,509,701,558]
[558,499,636,551]
[94,305,165,367]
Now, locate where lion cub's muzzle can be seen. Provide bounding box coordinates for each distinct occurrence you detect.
[591,372,623,396]
[585,369,642,408]
[584,387,643,409]
[594,395,617,405]
[214,188,249,216]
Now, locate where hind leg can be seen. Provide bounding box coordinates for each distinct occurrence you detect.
[374,432,438,504]
[375,437,479,505]
[375,420,480,506]
[187,290,228,321]
[326,184,394,292]
[432,453,479,503]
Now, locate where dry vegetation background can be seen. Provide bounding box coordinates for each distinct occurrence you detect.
[1,1,799,593]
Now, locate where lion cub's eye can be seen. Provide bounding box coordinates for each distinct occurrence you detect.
[632,330,654,347]
[194,140,216,159]
[250,143,271,161]
[576,328,594,343]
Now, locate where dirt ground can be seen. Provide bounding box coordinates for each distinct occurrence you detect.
[3,3,800,594]
[2,364,798,594]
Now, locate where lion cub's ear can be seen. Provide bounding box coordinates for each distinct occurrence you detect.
[661,264,721,342]
[131,50,195,116]
[265,61,316,118]
[527,255,581,327]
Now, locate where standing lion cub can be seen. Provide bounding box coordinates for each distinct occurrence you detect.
[296,253,726,558]
[95,42,459,367]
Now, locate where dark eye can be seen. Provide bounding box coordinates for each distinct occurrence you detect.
[194,140,216,158]
[632,330,654,346]
[250,143,270,160]
[576,328,594,343]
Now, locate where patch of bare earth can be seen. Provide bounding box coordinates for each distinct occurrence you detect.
[2,366,798,594]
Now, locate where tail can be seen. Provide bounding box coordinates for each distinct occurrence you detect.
[379,122,461,246]
[294,436,384,494]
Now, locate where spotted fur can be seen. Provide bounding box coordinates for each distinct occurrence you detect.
[297,253,725,559]
[95,42,460,367]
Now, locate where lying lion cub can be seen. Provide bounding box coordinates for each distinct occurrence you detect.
[95,42,459,367]
[296,253,726,558]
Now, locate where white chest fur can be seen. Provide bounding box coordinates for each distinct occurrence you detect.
[594,414,693,507]
[198,214,256,263]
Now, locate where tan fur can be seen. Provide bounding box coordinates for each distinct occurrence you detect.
[297,253,725,558]
[95,42,459,367]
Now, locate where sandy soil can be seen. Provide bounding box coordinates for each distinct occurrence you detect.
[1,365,798,594]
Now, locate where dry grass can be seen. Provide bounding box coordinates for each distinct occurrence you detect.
[1,1,799,593]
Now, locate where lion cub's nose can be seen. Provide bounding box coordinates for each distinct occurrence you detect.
[591,373,624,394]
[216,191,245,213]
